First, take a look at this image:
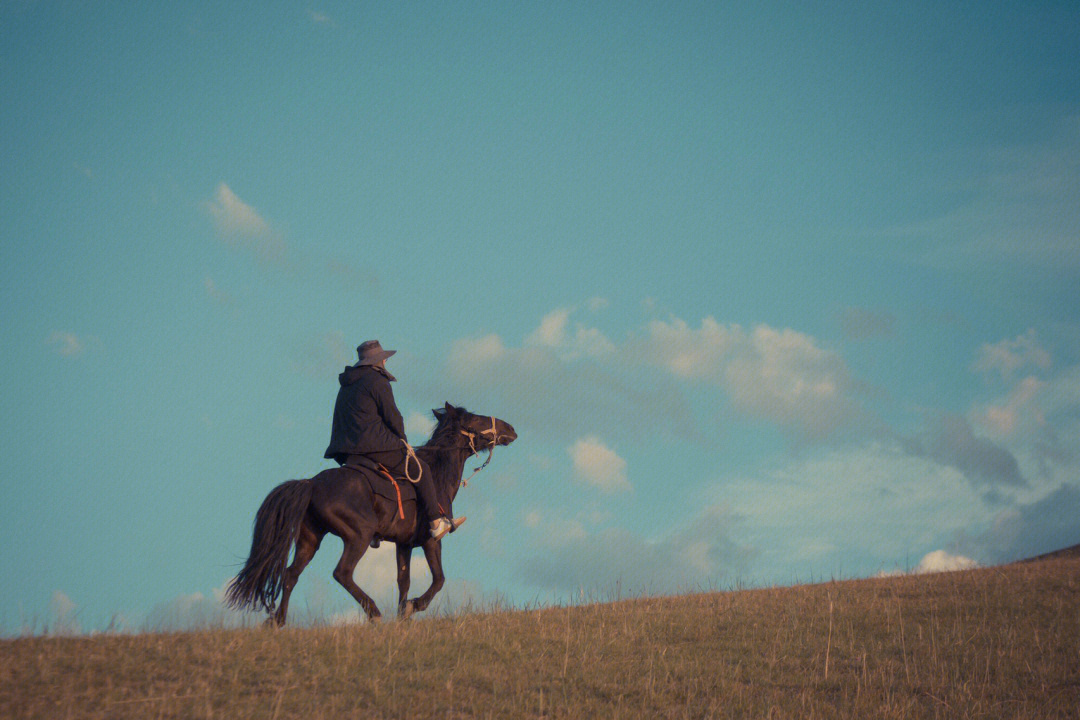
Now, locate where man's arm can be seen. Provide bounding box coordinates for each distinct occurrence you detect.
[374,377,407,440]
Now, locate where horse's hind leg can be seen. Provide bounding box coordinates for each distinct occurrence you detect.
[332,531,382,622]
[272,522,322,627]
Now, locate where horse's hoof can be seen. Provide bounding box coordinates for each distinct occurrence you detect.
[368,614,381,625]
[402,600,416,620]
[263,617,281,629]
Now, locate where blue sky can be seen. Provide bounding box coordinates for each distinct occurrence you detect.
[3,1,1079,632]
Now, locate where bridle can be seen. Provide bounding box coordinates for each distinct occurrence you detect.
[459,416,500,487]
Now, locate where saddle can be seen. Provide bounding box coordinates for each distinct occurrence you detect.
[341,456,415,519]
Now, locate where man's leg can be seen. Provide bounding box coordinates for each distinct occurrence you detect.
[366,449,448,523]
[408,457,446,520]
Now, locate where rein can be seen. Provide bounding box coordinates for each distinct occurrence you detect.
[459,416,499,488]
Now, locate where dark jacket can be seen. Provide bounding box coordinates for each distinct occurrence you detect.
[324,365,406,460]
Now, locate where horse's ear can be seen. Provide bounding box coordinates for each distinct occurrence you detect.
[432,408,445,419]
[443,401,457,416]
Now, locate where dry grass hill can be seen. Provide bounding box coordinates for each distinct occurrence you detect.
[2,551,1078,719]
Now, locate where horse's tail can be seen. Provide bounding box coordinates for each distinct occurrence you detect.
[225,479,314,614]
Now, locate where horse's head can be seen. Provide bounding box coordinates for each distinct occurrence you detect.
[431,401,517,452]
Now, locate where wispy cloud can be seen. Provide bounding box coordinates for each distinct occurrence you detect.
[839,306,896,339]
[47,331,101,358]
[972,329,1052,380]
[569,437,630,493]
[894,116,1080,271]
[206,183,269,236]
[307,9,331,24]
[46,331,85,357]
[519,505,753,595]
[718,441,994,579]
[204,183,287,265]
[203,276,234,306]
[587,296,609,313]
[202,185,379,291]
[289,331,354,378]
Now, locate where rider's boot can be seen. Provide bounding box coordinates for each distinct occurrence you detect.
[430,516,466,540]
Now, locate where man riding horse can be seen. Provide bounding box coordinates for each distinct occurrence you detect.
[325,340,465,541]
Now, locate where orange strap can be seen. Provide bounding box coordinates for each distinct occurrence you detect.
[377,465,406,520]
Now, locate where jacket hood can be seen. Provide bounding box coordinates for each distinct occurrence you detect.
[338,364,395,386]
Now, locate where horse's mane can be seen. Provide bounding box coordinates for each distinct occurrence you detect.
[416,405,471,496]
[421,405,469,449]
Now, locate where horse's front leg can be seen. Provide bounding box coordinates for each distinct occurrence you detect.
[405,538,445,617]
[396,543,413,618]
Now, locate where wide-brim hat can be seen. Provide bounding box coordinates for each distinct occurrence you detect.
[354,339,396,367]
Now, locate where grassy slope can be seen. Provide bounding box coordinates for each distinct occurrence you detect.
[2,557,1078,719]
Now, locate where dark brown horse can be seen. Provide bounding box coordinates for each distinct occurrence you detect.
[226,403,516,625]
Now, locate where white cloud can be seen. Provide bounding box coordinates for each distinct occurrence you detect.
[47,331,86,357]
[48,590,80,636]
[569,437,631,493]
[572,325,616,358]
[914,549,978,574]
[587,296,609,312]
[724,325,855,437]
[641,316,734,380]
[308,9,331,23]
[449,333,507,367]
[444,329,694,443]
[526,308,572,347]
[972,329,1052,380]
[205,183,287,265]
[445,308,860,441]
[525,308,615,359]
[973,375,1045,438]
[635,316,857,437]
[879,549,980,576]
[405,411,437,440]
[206,183,269,236]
